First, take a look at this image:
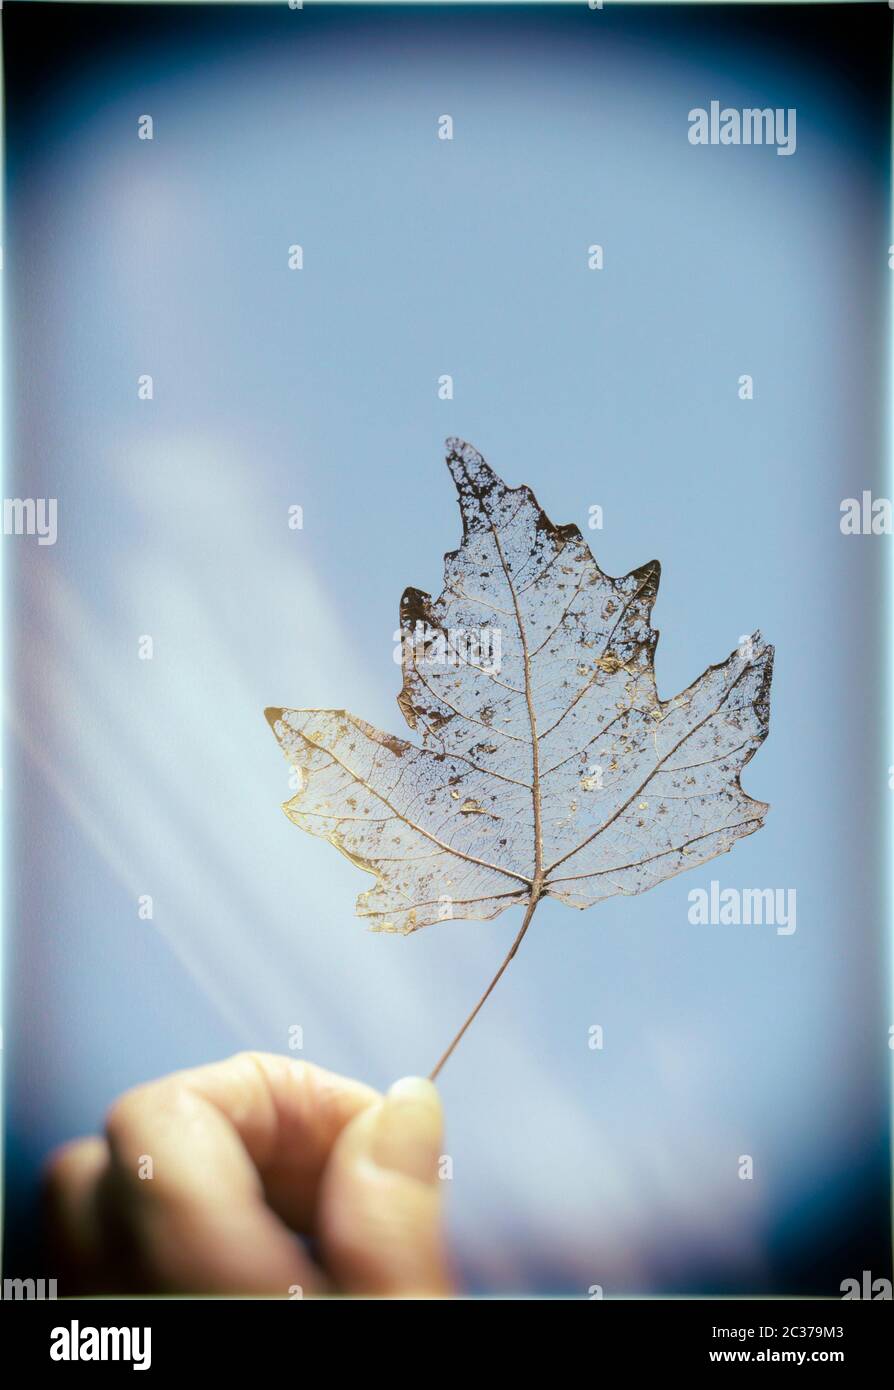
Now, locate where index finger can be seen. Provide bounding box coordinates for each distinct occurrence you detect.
[97,1052,380,1294]
[105,1051,380,1231]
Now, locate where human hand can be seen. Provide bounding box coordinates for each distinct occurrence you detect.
[44,1052,455,1298]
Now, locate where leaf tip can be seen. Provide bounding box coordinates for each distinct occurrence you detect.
[631,558,661,598]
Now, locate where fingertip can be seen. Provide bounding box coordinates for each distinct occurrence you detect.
[386,1076,441,1107]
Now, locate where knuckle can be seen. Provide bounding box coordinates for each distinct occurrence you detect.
[42,1139,84,1195]
[104,1078,181,1153]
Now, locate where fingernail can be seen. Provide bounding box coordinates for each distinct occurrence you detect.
[387,1077,439,1105]
[372,1077,442,1182]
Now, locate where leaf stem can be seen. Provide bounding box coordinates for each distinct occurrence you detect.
[428,893,540,1082]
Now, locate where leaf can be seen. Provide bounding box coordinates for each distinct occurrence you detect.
[266,438,773,1073]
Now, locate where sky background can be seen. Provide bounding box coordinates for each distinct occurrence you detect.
[3,1,891,1295]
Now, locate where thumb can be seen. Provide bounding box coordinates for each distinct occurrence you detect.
[317,1077,454,1298]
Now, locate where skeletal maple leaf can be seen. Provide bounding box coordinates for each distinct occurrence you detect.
[266,439,773,1077]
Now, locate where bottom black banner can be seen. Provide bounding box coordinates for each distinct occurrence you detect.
[1,1293,890,1373]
